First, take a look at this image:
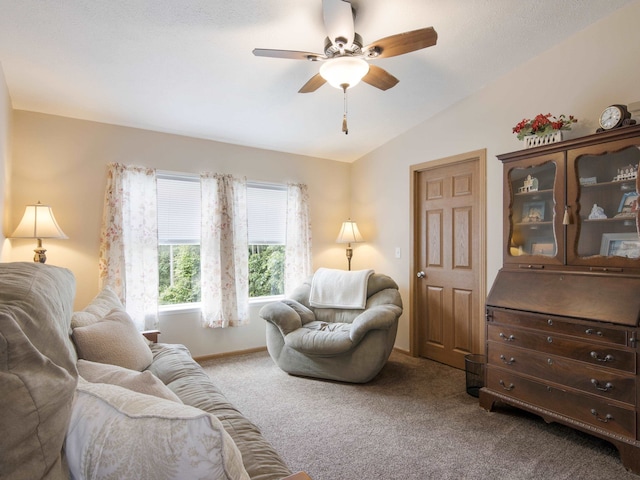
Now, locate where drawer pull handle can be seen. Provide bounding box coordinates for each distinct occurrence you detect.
[590,409,614,423]
[585,329,603,337]
[499,333,515,342]
[499,355,515,365]
[590,351,614,363]
[591,379,614,392]
[499,380,514,391]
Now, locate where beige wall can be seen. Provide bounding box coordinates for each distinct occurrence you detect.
[8,112,351,356]
[0,64,11,260]
[351,1,640,352]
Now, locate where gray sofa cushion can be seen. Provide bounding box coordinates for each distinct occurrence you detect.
[148,343,292,480]
[0,262,78,480]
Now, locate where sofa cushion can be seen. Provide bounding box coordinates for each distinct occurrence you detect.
[77,359,182,403]
[66,378,249,480]
[0,262,78,480]
[72,308,153,371]
[71,286,124,328]
[148,343,293,480]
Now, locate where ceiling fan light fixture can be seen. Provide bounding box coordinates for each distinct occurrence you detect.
[319,56,369,90]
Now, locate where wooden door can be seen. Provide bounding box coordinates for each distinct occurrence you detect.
[412,151,486,370]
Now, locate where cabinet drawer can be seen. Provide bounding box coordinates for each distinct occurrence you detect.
[487,324,636,373]
[487,342,636,405]
[489,308,629,346]
[486,366,636,439]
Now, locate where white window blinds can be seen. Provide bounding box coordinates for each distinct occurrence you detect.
[157,177,286,246]
[247,184,287,244]
[157,175,201,244]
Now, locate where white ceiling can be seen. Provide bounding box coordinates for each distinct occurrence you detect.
[0,0,634,162]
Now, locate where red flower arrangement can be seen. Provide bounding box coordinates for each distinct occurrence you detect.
[512,113,577,140]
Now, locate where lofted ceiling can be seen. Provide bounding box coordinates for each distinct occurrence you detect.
[0,0,634,162]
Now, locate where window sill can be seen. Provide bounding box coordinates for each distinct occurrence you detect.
[158,296,284,316]
[249,295,285,306]
[158,303,202,316]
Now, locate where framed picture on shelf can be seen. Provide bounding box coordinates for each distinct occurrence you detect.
[615,191,639,217]
[600,233,640,259]
[524,237,556,256]
[522,201,545,223]
[530,242,555,256]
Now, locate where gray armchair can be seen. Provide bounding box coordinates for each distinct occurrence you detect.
[259,273,403,383]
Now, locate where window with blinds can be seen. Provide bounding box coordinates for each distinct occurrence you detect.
[157,174,202,305]
[156,175,288,305]
[247,184,287,245]
[247,183,286,297]
[157,175,200,245]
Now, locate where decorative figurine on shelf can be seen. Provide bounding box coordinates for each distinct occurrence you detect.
[518,174,539,193]
[612,164,638,182]
[588,204,607,220]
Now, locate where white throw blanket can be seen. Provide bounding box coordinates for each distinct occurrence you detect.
[309,268,374,309]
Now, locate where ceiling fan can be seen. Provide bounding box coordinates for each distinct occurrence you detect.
[253,0,438,133]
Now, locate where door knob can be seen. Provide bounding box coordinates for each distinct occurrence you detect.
[417,271,426,278]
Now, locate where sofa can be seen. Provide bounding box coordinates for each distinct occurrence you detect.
[0,262,309,480]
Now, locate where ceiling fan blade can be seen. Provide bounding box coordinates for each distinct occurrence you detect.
[298,73,327,93]
[361,65,399,91]
[364,27,437,59]
[322,0,355,48]
[253,48,325,61]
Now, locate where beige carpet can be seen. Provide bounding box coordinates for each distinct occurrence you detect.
[200,350,637,480]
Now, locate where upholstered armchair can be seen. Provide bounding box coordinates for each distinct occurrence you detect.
[259,270,403,383]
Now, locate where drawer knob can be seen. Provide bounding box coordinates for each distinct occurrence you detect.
[590,409,614,423]
[590,351,615,363]
[499,355,515,365]
[547,319,553,326]
[590,378,614,392]
[547,336,553,343]
[585,328,603,337]
[499,380,514,391]
[499,333,515,342]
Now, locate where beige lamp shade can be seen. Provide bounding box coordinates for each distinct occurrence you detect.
[12,202,68,239]
[336,220,364,271]
[12,202,68,263]
[336,220,364,244]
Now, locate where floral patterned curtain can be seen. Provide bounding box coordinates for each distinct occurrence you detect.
[284,183,312,295]
[98,163,159,330]
[200,173,249,328]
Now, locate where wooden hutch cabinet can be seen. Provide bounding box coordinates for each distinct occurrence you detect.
[480,125,640,474]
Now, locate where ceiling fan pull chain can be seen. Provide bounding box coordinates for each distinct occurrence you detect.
[342,84,349,135]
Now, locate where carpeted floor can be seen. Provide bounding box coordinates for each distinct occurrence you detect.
[200,350,637,480]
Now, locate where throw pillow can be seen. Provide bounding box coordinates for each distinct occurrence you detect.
[71,286,125,329]
[66,379,249,480]
[72,309,153,371]
[77,359,182,403]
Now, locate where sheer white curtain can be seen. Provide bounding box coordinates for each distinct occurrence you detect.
[284,183,312,295]
[98,163,159,330]
[200,173,249,328]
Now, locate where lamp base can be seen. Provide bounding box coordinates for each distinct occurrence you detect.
[345,246,353,271]
[34,240,47,263]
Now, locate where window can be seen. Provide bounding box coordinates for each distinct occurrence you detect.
[247,184,287,298]
[157,174,201,306]
[156,174,288,305]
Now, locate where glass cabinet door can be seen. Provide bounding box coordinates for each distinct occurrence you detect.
[567,137,640,268]
[504,153,565,265]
